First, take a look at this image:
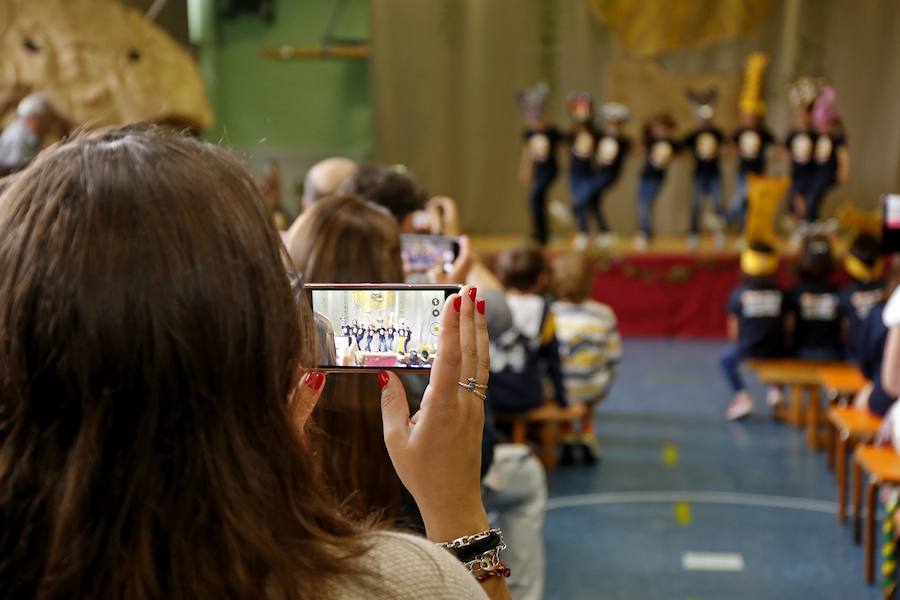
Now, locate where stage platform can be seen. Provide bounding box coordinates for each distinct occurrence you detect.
[472,234,808,339]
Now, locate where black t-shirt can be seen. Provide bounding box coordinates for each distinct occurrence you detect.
[727,282,787,357]
[784,129,816,181]
[812,133,847,183]
[641,135,678,180]
[683,126,724,177]
[786,281,843,355]
[733,127,776,175]
[523,126,562,179]
[595,134,631,179]
[568,125,599,177]
[839,280,884,361]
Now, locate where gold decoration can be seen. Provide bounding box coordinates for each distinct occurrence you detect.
[586,0,773,57]
[835,204,882,238]
[745,174,789,247]
[0,0,213,130]
[739,52,768,116]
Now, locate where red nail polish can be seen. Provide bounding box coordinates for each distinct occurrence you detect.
[477,299,486,315]
[378,371,390,389]
[468,287,478,302]
[305,371,324,391]
[453,295,462,311]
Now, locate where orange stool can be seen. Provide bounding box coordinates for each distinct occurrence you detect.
[828,407,881,524]
[851,444,900,583]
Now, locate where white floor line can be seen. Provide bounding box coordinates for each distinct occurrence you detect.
[682,551,745,572]
[545,490,838,513]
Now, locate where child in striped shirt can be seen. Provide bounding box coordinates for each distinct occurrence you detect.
[550,253,622,463]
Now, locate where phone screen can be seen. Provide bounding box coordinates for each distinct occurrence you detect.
[883,194,900,254]
[401,235,460,274]
[307,284,460,371]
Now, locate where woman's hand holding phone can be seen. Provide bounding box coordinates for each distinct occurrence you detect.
[378,286,491,542]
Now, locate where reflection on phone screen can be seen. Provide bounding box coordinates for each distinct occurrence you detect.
[401,235,459,274]
[311,288,446,369]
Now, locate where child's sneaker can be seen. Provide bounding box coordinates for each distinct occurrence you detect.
[687,234,700,250]
[573,233,589,251]
[633,233,649,252]
[579,431,601,464]
[766,385,785,409]
[726,391,754,421]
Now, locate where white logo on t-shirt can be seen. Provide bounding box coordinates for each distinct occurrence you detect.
[573,131,595,158]
[650,141,673,168]
[741,290,783,318]
[739,130,761,159]
[815,135,834,164]
[792,133,812,164]
[800,293,838,321]
[696,132,718,160]
[851,289,883,320]
[529,134,550,161]
[596,136,620,165]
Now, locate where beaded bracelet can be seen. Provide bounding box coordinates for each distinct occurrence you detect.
[475,561,511,583]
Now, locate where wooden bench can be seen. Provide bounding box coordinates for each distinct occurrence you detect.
[494,402,579,471]
[746,359,854,450]
[828,406,882,524]
[852,444,900,583]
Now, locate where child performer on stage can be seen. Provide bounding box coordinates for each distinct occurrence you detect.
[683,88,725,248]
[806,86,849,222]
[840,232,885,363]
[566,92,600,251]
[728,53,775,231]
[721,241,787,420]
[787,235,844,360]
[634,112,677,251]
[784,78,821,222]
[518,82,562,244]
[589,102,632,249]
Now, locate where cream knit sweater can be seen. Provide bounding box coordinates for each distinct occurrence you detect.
[333,531,489,599]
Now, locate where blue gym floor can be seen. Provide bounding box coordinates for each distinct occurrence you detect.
[544,339,881,600]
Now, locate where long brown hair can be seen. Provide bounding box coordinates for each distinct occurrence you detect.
[287,196,411,525]
[0,126,374,599]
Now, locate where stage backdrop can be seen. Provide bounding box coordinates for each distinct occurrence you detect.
[370,0,900,237]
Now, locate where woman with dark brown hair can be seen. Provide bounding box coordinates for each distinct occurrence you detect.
[287,195,411,525]
[0,126,509,600]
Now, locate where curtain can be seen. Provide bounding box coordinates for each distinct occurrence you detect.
[370,0,900,237]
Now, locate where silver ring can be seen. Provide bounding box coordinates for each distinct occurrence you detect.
[458,379,488,399]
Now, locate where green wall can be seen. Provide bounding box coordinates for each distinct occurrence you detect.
[204,0,372,213]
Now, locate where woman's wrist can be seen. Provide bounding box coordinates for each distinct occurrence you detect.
[420,499,491,543]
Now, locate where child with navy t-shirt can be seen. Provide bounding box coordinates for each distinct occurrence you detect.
[839,233,885,363]
[786,235,843,360]
[721,241,787,420]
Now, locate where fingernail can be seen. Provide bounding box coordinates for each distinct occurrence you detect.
[305,371,325,391]
[453,295,462,311]
[477,299,486,315]
[378,371,390,389]
[468,287,478,302]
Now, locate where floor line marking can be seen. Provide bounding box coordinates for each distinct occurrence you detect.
[674,501,693,526]
[545,491,838,513]
[682,552,745,572]
[662,443,679,466]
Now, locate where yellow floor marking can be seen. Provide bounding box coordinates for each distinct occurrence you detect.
[663,443,679,465]
[674,502,693,526]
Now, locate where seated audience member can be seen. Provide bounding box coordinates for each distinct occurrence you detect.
[0,93,54,175]
[302,156,358,211]
[287,195,419,527]
[0,126,509,600]
[481,289,548,600]
[489,244,567,412]
[721,242,788,420]
[787,234,843,360]
[840,232,885,362]
[339,162,427,232]
[550,253,622,462]
[854,266,900,417]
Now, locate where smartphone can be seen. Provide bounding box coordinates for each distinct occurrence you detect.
[883,194,900,254]
[306,283,461,372]
[401,234,460,274]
